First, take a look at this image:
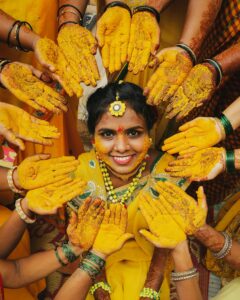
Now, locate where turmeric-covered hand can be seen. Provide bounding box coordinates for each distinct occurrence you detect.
[0,62,67,113]
[58,24,99,86]
[96,6,131,73]
[17,154,79,190]
[93,204,134,256]
[155,182,207,235]
[35,38,83,97]
[166,147,226,181]
[138,191,186,248]
[145,47,193,105]
[162,117,225,155]
[67,198,105,250]
[0,102,60,150]
[26,177,86,214]
[166,63,216,119]
[128,11,160,74]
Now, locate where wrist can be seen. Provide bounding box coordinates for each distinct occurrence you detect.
[91,249,107,261]
[213,117,226,141]
[13,167,23,190]
[31,34,40,51]
[203,59,223,86]
[171,240,193,272]
[21,197,35,218]
[234,149,240,170]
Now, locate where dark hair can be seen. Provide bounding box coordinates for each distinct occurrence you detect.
[87,82,157,134]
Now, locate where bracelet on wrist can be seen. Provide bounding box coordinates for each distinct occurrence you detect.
[89,281,111,295]
[61,242,80,263]
[104,1,132,16]
[204,58,223,86]
[7,20,20,48]
[15,198,36,224]
[225,150,235,173]
[219,113,234,136]
[79,251,106,280]
[57,4,83,20]
[58,21,80,32]
[15,21,33,52]
[55,247,67,266]
[139,287,160,300]
[212,231,232,259]
[133,5,160,23]
[7,166,25,195]
[171,267,199,281]
[176,43,197,65]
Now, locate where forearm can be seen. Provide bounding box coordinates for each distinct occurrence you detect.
[0,210,26,258]
[222,97,240,131]
[172,241,202,300]
[146,0,173,12]
[143,247,169,291]
[0,167,9,191]
[0,9,40,51]
[54,268,92,300]
[179,0,222,55]
[214,43,240,76]
[195,224,240,270]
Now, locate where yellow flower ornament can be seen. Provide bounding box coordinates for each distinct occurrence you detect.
[109,100,126,117]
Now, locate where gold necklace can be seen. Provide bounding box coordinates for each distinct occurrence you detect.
[99,159,146,204]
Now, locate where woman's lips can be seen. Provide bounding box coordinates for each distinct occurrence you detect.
[112,155,133,165]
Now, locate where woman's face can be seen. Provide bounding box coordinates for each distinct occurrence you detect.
[94,106,151,176]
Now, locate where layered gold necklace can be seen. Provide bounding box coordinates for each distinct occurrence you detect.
[99,159,147,204]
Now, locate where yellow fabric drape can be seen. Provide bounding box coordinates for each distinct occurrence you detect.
[0,205,45,300]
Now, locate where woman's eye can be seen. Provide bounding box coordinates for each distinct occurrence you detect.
[100,130,115,138]
[127,129,142,137]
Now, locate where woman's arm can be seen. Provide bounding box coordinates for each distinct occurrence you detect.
[171,241,202,300]
[180,0,222,55]
[195,224,240,270]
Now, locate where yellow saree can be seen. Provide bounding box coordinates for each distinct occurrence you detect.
[70,149,189,300]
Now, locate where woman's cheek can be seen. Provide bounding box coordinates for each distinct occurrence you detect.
[94,136,111,156]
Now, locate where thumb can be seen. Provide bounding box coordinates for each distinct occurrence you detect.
[96,22,105,47]
[26,153,51,162]
[117,233,134,247]
[197,186,207,213]
[139,229,158,244]
[4,129,25,151]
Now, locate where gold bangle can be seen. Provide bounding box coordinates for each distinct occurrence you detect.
[15,198,36,224]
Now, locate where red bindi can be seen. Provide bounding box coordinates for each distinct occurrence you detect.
[117,126,124,133]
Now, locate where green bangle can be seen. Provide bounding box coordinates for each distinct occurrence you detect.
[226,150,235,173]
[79,260,101,280]
[85,251,105,269]
[62,243,80,263]
[219,113,234,136]
[55,248,67,266]
[139,287,160,300]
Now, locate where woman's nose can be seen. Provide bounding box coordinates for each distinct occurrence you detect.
[114,134,130,152]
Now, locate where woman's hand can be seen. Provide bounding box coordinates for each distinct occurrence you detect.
[155,182,207,235]
[16,154,79,190]
[144,47,193,105]
[166,147,226,181]
[96,6,131,73]
[166,63,217,119]
[25,177,86,214]
[58,24,99,86]
[0,62,67,113]
[138,191,186,248]
[92,204,134,256]
[162,117,225,155]
[35,38,83,97]
[127,11,160,74]
[67,198,105,251]
[0,102,60,150]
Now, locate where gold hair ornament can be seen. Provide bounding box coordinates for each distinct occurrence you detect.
[109,92,126,117]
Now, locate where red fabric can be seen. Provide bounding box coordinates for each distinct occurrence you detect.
[0,273,4,300]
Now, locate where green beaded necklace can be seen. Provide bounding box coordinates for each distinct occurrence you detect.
[99,159,147,204]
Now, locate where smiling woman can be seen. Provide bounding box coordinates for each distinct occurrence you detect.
[69,81,190,300]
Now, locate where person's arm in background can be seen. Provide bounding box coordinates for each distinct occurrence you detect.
[171,241,202,300]
[195,224,240,270]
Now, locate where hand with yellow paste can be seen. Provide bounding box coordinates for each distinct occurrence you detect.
[144,47,193,105]
[166,147,226,181]
[26,177,86,214]
[138,191,186,248]
[0,62,67,113]
[166,63,216,119]
[93,204,134,256]
[155,182,207,235]
[67,198,105,250]
[16,154,79,190]
[58,24,100,86]
[35,38,83,97]
[162,117,225,155]
[127,11,160,74]
[0,102,60,150]
[96,6,131,73]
